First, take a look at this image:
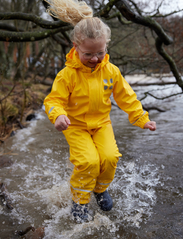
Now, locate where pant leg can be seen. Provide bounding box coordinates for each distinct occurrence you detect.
[92,123,122,193]
[63,128,100,204]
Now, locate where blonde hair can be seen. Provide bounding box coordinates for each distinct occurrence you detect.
[45,0,111,45]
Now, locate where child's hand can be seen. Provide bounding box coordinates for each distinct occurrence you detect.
[55,115,71,131]
[144,121,156,131]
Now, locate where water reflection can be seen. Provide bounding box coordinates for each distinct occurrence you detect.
[0,77,183,238]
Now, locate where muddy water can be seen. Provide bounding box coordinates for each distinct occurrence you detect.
[0,75,183,239]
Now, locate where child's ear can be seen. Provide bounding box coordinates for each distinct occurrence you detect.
[73,42,79,53]
[73,42,77,49]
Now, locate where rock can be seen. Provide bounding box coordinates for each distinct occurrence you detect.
[24,226,45,239]
[25,109,36,121]
[26,113,36,121]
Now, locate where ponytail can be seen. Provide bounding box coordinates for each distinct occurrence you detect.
[45,0,93,26]
[45,0,111,45]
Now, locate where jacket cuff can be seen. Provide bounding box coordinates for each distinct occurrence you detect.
[132,111,150,129]
[48,107,67,124]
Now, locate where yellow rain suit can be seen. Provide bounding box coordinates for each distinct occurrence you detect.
[44,48,150,204]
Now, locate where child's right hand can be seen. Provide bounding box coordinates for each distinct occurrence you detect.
[55,115,71,131]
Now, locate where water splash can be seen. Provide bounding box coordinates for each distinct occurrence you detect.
[111,160,160,227]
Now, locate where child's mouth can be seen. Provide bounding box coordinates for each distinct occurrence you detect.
[89,60,101,66]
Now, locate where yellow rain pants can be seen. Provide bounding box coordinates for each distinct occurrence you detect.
[63,123,122,204]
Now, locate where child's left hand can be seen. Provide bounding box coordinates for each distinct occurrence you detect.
[144,121,156,131]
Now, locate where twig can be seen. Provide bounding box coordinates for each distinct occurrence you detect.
[0,84,16,103]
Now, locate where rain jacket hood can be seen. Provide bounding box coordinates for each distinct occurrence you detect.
[44,47,150,129]
[65,47,109,73]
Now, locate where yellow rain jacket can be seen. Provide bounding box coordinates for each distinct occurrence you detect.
[44,48,150,129]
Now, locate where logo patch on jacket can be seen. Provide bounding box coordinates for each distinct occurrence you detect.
[103,78,113,90]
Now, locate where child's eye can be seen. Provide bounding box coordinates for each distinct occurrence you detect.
[84,53,92,57]
[98,52,105,56]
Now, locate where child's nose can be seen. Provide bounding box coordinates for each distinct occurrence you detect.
[90,55,98,61]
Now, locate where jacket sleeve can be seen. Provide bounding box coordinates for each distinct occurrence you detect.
[43,70,71,124]
[113,68,150,129]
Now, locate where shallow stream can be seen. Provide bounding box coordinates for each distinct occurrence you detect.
[0,75,183,239]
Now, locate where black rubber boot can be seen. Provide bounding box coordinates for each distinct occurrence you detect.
[94,190,113,211]
[71,201,89,223]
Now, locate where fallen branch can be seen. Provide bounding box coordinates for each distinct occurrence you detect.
[130,81,177,86]
[15,226,35,236]
[0,183,14,210]
[140,91,183,101]
[143,106,165,112]
[112,101,165,112]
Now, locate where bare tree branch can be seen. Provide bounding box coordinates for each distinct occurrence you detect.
[95,0,116,17]
[151,9,183,18]
[128,0,142,16]
[52,34,71,47]
[0,12,68,29]
[114,0,173,45]
[0,23,24,31]
[156,37,183,90]
[106,11,131,24]
[114,0,183,91]
[0,25,72,42]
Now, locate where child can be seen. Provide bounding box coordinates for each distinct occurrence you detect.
[44,0,156,223]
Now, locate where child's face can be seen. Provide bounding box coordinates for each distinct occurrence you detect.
[74,38,107,68]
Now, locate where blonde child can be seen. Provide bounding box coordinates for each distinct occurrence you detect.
[44,0,156,223]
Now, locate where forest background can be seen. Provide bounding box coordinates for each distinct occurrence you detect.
[0,0,183,143]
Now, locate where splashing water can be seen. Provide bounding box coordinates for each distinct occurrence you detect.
[0,76,183,238]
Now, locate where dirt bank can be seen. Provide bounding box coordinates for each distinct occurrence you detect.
[0,76,51,144]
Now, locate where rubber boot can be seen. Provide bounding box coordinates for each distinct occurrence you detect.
[94,190,113,211]
[71,201,89,223]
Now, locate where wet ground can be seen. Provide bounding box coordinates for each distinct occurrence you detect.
[0,75,183,239]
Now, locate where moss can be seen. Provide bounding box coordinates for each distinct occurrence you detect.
[0,101,19,125]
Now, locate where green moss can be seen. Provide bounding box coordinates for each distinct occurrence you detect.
[0,101,19,125]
